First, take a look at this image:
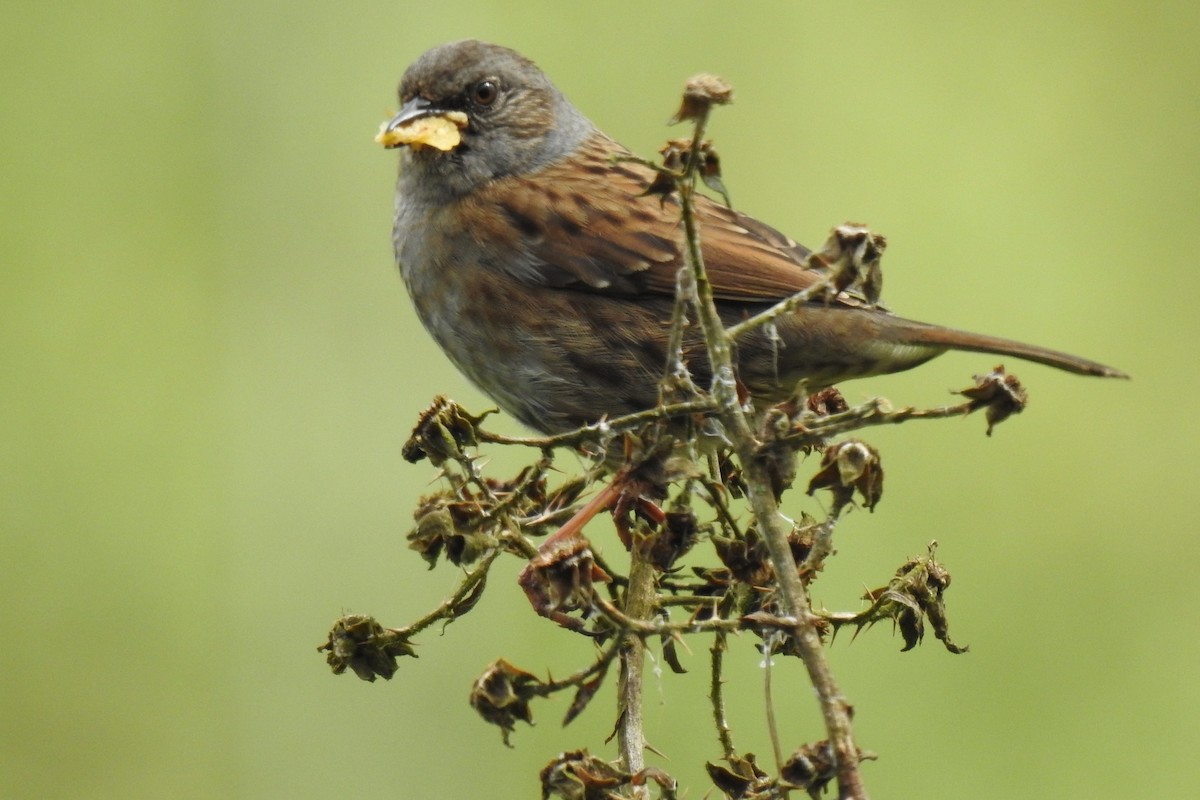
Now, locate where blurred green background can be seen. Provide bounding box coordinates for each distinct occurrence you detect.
[3,1,1196,797]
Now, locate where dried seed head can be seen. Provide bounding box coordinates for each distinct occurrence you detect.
[469,659,542,746]
[539,749,631,800]
[957,365,1028,435]
[671,73,734,124]
[318,615,416,682]
[806,439,884,512]
[402,396,489,465]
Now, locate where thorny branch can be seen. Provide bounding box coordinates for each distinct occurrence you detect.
[315,74,1046,800]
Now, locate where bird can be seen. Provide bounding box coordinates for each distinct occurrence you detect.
[379,39,1125,436]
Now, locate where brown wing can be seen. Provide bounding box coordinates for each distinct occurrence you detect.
[459,132,861,307]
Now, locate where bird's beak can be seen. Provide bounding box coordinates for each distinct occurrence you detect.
[375,96,469,152]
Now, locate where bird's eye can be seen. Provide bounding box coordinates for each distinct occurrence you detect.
[472,80,499,107]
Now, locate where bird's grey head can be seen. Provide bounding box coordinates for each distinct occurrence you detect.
[378,39,594,201]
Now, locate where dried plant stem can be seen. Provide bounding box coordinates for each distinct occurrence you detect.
[790,397,979,445]
[595,599,740,636]
[539,636,623,694]
[660,263,701,401]
[396,548,502,638]
[476,399,716,450]
[723,276,835,342]
[617,544,658,799]
[710,632,736,760]
[677,121,868,797]
[739,464,865,798]
[763,644,784,773]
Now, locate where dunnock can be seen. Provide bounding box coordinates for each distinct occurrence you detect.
[380,40,1124,435]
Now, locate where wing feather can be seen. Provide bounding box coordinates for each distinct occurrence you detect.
[459,133,864,308]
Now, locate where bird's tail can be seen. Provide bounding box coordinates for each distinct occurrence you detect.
[889,316,1128,379]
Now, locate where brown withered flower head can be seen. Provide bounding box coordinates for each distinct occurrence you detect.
[780,740,875,798]
[539,749,633,800]
[517,530,612,635]
[843,543,968,654]
[318,614,416,682]
[806,386,849,418]
[705,753,775,800]
[806,439,883,512]
[638,507,699,572]
[956,364,1028,435]
[408,491,496,568]
[670,73,734,124]
[804,223,888,305]
[469,658,543,746]
[402,395,490,466]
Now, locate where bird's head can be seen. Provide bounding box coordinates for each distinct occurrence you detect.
[378,39,594,199]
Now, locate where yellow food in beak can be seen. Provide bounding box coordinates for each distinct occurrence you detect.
[375,111,469,151]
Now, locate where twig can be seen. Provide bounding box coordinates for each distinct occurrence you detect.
[396,548,502,638]
[723,275,837,342]
[593,596,742,637]
[539,636,624,695]
[710,631,736,760]
[762,637,785,777]
[656,595,720,609]
[674,93,869,798]
[616,544,658,799]
[785,398,976,446]
[660,264,703,405]
[475,399,717,450]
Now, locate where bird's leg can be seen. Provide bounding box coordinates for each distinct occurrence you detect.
[517,479,623,634]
